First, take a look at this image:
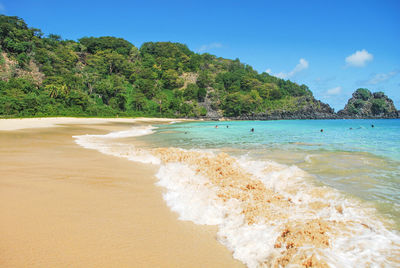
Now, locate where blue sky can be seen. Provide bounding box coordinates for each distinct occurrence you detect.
[1,0,399,110]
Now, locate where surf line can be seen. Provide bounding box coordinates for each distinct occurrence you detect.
[74,127,400,268]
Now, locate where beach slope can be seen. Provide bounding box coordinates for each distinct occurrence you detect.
[0,118,242,267]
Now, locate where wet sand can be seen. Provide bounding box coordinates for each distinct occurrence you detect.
[0,118,243,267]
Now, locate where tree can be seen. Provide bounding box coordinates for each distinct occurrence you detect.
[45,84,70,99]
[0,14,356,119]
[224,92,243,116]
[196,71,212,88]
[79,36,135,56]
[371,98,388,115]
[197,87,207,102]
[154,92,169,114]
[162,69,184,89]
[183,83,199,100]
[353,88,371,100]
[134,78,160,99]
[132,92,147,111]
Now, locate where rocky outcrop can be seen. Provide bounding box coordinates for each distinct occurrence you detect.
[234,100,337,120]
[201,88,400,121]
[337,88,399,119]
[213,96,337,120]
[199,96,223,120]
[233,110,337,120]
[0,52,44,84]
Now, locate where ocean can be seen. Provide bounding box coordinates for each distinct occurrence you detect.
[74,119,400,267]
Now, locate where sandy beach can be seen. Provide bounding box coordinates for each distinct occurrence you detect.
[0,118,243,267]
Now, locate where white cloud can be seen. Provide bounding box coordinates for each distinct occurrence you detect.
[198,42,222,52]
[326,86,342,95]
[265,68,272,74]
[274,58,309,79]
[366,71,398,85]
[0,3,5,11]
[345,49,373,67]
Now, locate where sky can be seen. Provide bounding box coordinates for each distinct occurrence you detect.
[1,0,399,111]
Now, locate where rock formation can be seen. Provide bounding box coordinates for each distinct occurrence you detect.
[337,88,399,119]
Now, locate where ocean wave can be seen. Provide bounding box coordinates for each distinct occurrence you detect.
[73,126,160,164]
[74,128,400,267]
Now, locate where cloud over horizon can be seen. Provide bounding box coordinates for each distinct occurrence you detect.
[198,42,222,52]
[345,49,373,67]
[365,70,399,85]
[0,3,5,11]
[273,58,309,79]
[326,86,342,95]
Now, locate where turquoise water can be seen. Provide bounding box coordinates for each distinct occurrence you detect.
[75,119,400,265]
[138,119,400,228]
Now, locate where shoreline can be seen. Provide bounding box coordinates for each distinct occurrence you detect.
[0,117,191,131]
[0,118,243,267]
[1,116,398,132]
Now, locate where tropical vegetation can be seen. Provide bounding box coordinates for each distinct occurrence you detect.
[0,15,333,118]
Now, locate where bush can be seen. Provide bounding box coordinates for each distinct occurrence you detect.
[353,88,371,101]
[371,98,387,115]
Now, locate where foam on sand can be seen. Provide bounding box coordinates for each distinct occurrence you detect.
[73,125,160,164]
[0,117,181,131]
[74,128,400,267]
[154,148,400,267]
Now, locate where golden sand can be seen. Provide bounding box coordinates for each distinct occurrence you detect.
[0,119,242,267]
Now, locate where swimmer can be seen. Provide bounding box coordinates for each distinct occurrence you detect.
[320,129,324,132]
[215,125,218,128]
[251,128,254,132]
[371,124,374,128]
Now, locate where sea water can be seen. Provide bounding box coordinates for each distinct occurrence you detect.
[74,119,400,267]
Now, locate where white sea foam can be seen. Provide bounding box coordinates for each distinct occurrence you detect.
[156,162,227,225]
[73,126,160,164]
[154,149,400,267]
[74,128,400,267]
[235,157,400,267]
[304,154,314,163]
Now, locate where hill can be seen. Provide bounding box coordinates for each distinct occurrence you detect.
[0,15,337,119]
[338,88,399,119]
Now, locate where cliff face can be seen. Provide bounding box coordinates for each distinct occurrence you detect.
[337,88,399,119]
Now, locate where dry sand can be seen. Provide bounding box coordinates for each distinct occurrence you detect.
[0,118,243,267]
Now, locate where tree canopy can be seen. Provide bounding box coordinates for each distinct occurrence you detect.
[0,15,330,118]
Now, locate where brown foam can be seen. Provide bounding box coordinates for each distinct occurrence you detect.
[154,148,340,266]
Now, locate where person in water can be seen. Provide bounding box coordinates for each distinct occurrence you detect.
[215,125,218,128]
[320,129,324,132]
[371,124,374,128]
[251,128,254,132]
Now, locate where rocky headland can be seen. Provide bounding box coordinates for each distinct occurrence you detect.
[337,88,399,119]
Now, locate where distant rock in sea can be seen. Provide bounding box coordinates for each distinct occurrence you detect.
[338,88,399,119]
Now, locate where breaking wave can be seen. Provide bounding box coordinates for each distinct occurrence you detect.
[74,128,400,267]
[73,126,160,164]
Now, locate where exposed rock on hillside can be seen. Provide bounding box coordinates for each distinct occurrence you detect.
[338,88,399,118]
[0,53,44,84]
[233,96,337,120]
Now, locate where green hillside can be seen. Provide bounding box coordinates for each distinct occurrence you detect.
[0,15,334,118]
